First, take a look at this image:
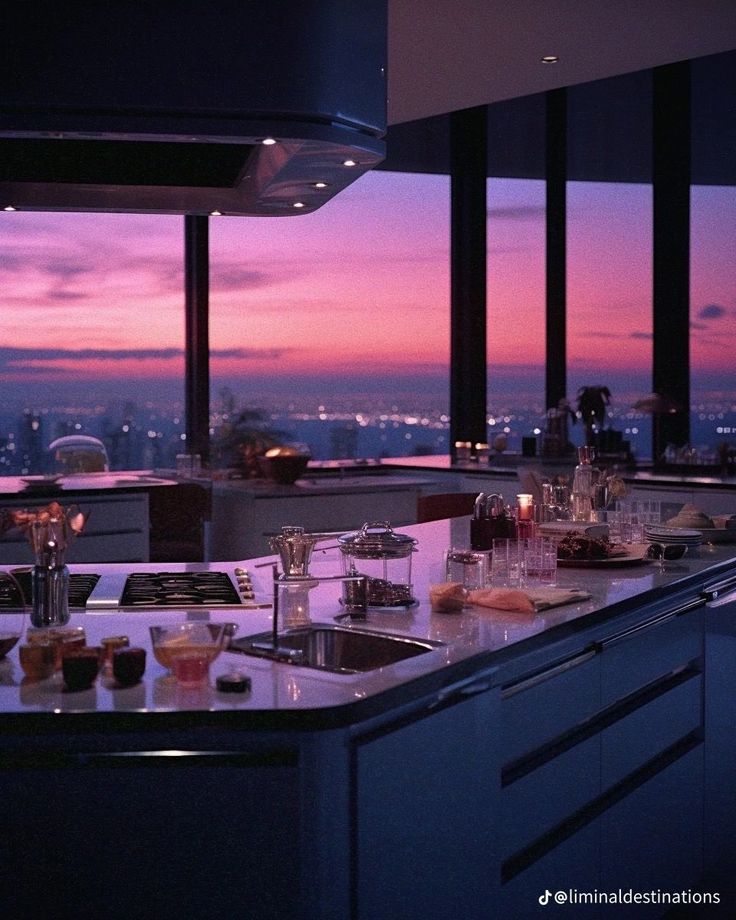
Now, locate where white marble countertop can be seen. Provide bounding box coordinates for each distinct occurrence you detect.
[1,517,734,725]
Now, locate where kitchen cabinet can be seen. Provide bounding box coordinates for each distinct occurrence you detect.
[0,492,149,563]
[601,748,704,915]
[210,476,427,559]
[1,741,303,920]
[353,674,498,920]
[704,585,736,906]
[497,597,705,919]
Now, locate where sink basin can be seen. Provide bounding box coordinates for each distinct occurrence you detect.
[228,624,444,674]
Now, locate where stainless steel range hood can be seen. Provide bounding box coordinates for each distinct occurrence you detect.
[0,1,387,216]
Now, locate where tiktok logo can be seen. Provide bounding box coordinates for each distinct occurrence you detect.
[539,890,553,905]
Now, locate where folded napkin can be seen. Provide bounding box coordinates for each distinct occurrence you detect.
[467,586,591,613]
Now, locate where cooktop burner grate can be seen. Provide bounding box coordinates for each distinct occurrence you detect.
[121,571,242,607]
[0,571,100,609]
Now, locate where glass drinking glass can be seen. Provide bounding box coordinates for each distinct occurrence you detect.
[444,548,489,591]
[490,539,524,588]
[522,537,558,587]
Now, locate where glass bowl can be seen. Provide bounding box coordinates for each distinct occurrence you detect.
[149,622,227,671]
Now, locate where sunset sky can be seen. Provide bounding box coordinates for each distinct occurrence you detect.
[0,170,733,403]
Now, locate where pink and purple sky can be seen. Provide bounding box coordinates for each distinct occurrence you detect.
[0,171,733,406]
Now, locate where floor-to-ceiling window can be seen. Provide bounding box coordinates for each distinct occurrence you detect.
[567,181,653,456]
[208,170,450,468]
[689,51,736,465]
[0,212,184,474]
[486,177,546,452]
[690,184,736,461]
[566,70,653,460]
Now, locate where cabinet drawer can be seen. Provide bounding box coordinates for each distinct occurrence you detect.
[601,673,702,790]
[601,746,703,897]
[501,650,599,764]
[500,821,600,919]
[501,735,599,858]
[600,607,703,706]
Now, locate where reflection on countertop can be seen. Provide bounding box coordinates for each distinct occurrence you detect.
[0,518,734,722]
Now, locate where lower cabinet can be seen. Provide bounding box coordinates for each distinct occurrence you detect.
[353,681,499,920]
[0,746,303,920]
[601,747,704,916]
[0,492,150,562]
[500,822,601,920]
[497,603,706,920]
[704,594,736,906]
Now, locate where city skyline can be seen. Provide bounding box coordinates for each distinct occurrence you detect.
[0,170,734,464]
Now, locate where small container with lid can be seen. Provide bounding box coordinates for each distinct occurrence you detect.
[337,521,417,608]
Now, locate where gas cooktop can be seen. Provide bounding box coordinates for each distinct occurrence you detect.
[0,566,267,612]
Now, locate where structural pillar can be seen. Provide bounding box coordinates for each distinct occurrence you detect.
[545,88,567,412]
[450,106,488,452]
[184,215,210,463]
[652,62,691,460]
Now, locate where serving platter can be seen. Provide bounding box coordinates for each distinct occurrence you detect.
[558,544,652,568]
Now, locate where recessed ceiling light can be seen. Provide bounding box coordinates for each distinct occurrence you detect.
[261,137,277,146]
[541,55,559,64]
[313,181,328,189]
[293,201,305,209]
[342,159,357,167]
[209,210,222,216]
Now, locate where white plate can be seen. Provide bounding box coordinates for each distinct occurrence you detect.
[645,526,702,539]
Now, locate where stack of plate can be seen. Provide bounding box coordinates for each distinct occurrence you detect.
[644,525,703,547]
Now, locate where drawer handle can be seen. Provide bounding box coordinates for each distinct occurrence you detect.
[429,675,495,709]
[703,576,736,603]
[596,598,704,650]
[501,648,598,699]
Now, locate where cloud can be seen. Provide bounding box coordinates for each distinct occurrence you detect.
[46,290,90,301]
[697,303,728,320]
[42,258,92,281]
[487,205,546,220]
[0,345,293,369]
[210,267,275,292]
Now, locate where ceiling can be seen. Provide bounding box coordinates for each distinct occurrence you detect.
[387,0,736,124]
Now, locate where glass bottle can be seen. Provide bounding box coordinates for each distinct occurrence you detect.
[571,446,595,522]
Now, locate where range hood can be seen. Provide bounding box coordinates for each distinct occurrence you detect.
[0,1,387,216]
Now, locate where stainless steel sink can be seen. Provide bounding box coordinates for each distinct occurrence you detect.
[228,623,444,674]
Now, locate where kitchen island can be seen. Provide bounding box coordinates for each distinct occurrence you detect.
[1,518,735,919]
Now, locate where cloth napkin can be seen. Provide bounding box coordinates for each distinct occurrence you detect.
[467,586,591,613]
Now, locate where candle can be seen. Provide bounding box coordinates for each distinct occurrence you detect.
[516,493,534,521]
[454,441,472,461]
